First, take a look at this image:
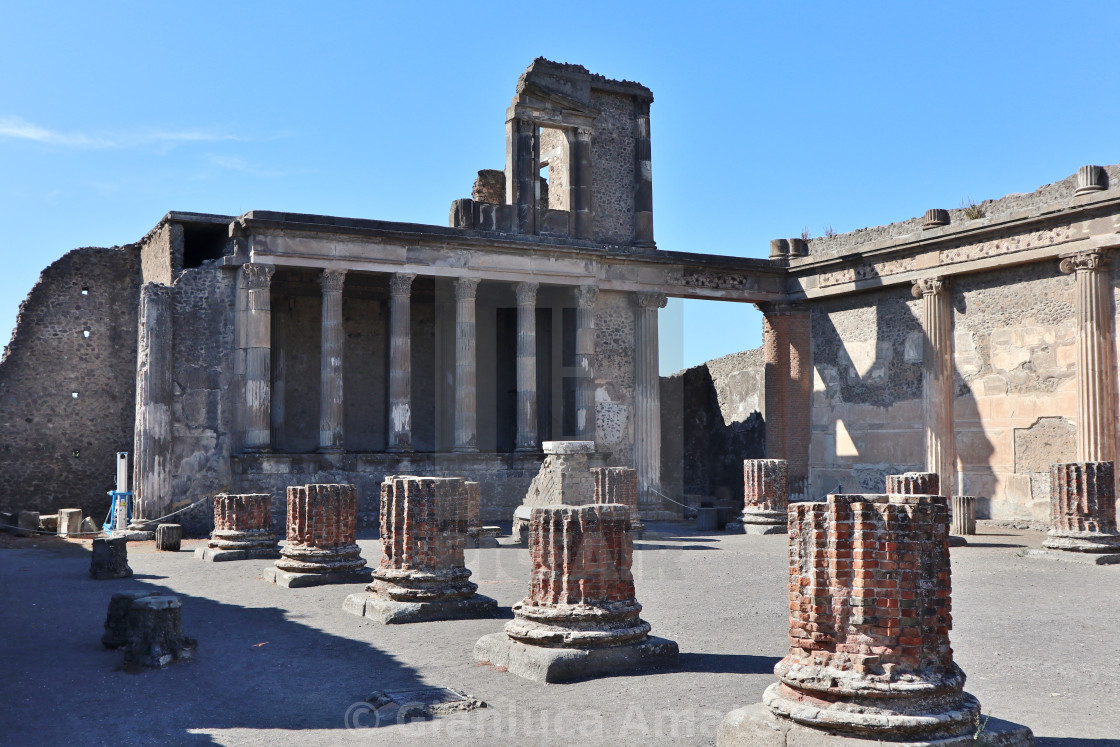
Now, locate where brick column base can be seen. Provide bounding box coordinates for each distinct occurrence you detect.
[265,484,370,588]
[196,493,280,562]
[1043,461,1120,553]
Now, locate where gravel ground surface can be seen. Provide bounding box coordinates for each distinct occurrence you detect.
[1,524,1117,746]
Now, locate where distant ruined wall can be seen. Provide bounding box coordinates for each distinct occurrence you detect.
[661,348,766,504]
[0,246,141,517]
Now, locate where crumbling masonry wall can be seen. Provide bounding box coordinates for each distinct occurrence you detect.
[0,246,141,517]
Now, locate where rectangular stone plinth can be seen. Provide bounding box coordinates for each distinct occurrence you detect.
[473,632,678,683]
[716,703,1034,747]
[263,567,372,588]
[343,592,497,624]
[194,546,281,562]
[1025,549,1120,565]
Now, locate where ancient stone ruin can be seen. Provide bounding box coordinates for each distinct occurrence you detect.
[717,493,1033,745]
[343,476,497,623]
[264,483,370,588]
[102,591,196,669]
[732,458,788,534]
[475,503,677,683]
[513,440,598,541]
[195,492,281,562]
[89,537,132,580]
[1030,461,1120,564]
[886,470,967,547]
[591,466,643,536]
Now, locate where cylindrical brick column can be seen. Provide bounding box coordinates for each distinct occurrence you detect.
[741,459,789,532]
[952,496,977,536]
[516,281,539,452]
[199,493,280,560]
[912,278,955,498]
[505,504,650,648]
[387,272,415,452]
[318,269,347,452]
[634,292,667,511]
[763,493,979,740]
[275,484,366,574]
[592,466,643,531]
[1060,252,1116,462]
[454,277,480,452]
[885,471,940,496]
[345,476,497,623]
[1043,461,1120,552]
[759,303,812,498]
[241,264,275,451]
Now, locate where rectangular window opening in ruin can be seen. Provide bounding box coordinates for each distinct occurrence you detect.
[83,328,90,338]
[81,287,89,295]
[71,392,78,399]
[538,126,570,212]
[183,223,229,269]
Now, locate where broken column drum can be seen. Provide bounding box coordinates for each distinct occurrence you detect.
[266,484,370,587]
[885,471,940,496]
[766,494,978,740]
[102,591,196,668]
[591,466,644,534]
[1043,461,1120,552]
[196,493,280,561]
[739,459,789,534]
[474,504,678,683]
[343,476,497,623]
[90,537,132,580]
[155,523,182,552]
[952,496,977,536]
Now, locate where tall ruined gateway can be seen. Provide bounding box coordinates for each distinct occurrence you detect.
[2,59,1119,529]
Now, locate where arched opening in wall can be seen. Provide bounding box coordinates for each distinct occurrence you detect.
[537,126,570,211]
[182,223,229,269]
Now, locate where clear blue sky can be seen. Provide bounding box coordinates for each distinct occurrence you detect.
[2,2,1118,375]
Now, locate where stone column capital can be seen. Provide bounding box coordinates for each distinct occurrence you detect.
[389,272,416,296]
[454,277,480,301]
[635,291,667,310]
[575,126,594,142]
[243,263,275,290]
[575,284,599,308]
[911,276,947,298]
[320,268,347,293]
[516,281,539,306]
[1060,251,1105,274]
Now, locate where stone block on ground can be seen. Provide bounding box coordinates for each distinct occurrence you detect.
[155,523,182,551]
[109,594,196,668]
[90,537,132,580]
[40,514,59,531]
[80,517,101,535]
[102,591,160,648]
[57,509,83,536]
[16,511,40,537]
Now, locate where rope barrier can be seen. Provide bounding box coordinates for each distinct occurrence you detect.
[3,497,210,538]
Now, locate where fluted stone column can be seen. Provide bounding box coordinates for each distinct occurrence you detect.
[633,105,655,248]
[241,264,275,452]
[265,483,370,588]
[454,277,480,452]
[516,281,539,452]
[574,285,598,441]
[387,272,415,452]
[913,278,955,499]
[318,269,346,453]
[133,283,174,525]
[634,292,667,512]
[343,476,498,623]
[1060,252,1115,462]
[474,504,678,682]
[738,459,789,534]
[571,127,594,239]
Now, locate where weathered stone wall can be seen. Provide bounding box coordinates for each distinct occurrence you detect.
[168,264,237,532]
[0,246,141,517]
[590,91,636,245]
[661,348,766,503]
[951,262,1077,520]
[593,290,635,466]
[139,222,180,285]
[808,286,926,498]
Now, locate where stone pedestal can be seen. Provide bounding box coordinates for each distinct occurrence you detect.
[155,524,182,551]
[717,494,1027,745]
[264,484,370,588]
[195,493,281,562]
[475,504,678,683]
[952,496,977,536]
[888,472,966,546]
[592,467,644,536]
[102,593,196,668]
[58,508,82,537]
[513,440,597,542]
[344,476,496,623]
[732,459,788,534]
[1042,461,1120,554]
[90,537,132,580]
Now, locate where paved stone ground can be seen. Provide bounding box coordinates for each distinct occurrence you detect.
[1,524,1117,746]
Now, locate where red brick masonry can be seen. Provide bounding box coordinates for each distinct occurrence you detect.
[207,493,277,551]
[1043,461,1120,552]
[274,484,366,573]
[762,493,979,740]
